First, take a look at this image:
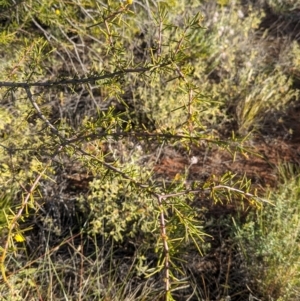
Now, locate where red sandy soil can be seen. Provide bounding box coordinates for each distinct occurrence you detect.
[154,103,300,190]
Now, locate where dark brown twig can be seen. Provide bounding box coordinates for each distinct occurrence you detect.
[0,64,170,88]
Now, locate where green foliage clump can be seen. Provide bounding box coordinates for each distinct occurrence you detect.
[235,165,300,300]
[182,1,299,133]
[87,175,155,242]
[0,101,52,192]
[266,0,299,13]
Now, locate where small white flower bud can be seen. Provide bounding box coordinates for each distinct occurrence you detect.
[190,156,198,165]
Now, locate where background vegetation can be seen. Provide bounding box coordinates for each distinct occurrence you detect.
[0,0,299,300]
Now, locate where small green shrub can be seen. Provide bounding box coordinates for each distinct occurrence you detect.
[87,171,155,242]
[235,164,300,300]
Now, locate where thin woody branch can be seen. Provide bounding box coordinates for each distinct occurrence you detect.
[0,64,170,88]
